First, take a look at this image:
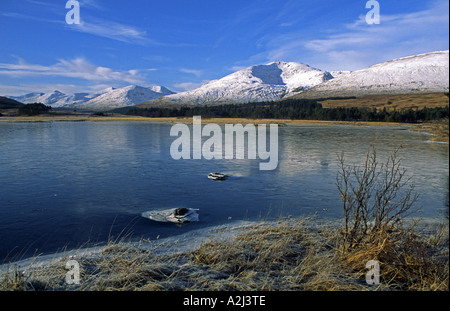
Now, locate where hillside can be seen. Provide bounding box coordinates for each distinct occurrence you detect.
[292,51,449,99]
[0,96,24,109]
[314,93,449,110]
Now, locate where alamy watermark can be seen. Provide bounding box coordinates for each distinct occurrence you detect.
[169,116,279,171]
[65,259,80,285]
[366,0,380,24]
[65,0,80,25]
[366,260,380,285]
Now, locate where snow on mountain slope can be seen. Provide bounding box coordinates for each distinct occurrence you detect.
[140,62,332,107]
[329,71,352,78]
[11,90,72,107]
[74,85,174,110]
[9,85,174,110]
[297,51,449,98]
[10,88,114,108]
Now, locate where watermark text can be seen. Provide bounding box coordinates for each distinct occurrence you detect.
[366,0,381,24]
[366,260,380,285]
[65,259,80,285]
[170,116,279,171]
[65,0,80,25]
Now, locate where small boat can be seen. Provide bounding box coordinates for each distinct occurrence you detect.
[141,207,199,224]
[208,172,227,181]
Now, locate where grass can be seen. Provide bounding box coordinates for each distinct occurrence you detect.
[1,216,447,291]
[412,118,449,142]
[316,93,449,110]
[0,109,416,128]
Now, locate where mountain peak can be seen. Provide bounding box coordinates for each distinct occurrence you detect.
[73,85,175,110]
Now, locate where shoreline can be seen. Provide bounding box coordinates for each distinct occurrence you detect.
[0,112,414,127]
[0,220,258,271]
[2,215,445,270]
[0,215,447,291]
[1,113,448,142]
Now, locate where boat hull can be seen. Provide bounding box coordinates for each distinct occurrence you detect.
[141,208,199,223]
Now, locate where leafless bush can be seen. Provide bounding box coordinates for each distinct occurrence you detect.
[336,146,418,250]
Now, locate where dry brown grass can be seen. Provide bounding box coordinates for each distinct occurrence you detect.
[412,118,449,142]
[0,114,406,129]
[336,222,449,291]
[1,217,447,291]
[318,93,449,110]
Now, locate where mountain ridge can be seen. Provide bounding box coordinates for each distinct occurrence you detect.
[138,61,333,107]
[139,51,449,108]
[5,50,449,110]
[291,50,449,99]
[8,85,174,110]
[71,85,174,110]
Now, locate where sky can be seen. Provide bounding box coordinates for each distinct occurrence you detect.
[0,0,448,96]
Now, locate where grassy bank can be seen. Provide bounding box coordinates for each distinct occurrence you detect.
[412,118,449,142]
[0,110,421,127]
[0,111,398,125]
[317,93,449,110]
[1,216,448,291]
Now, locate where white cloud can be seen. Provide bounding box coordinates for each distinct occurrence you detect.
[228,65,248,72]
[69,19,158,45]
[78,0,103,10]
[262,0,449,71]
[179,68,203,77]
[0,83,81,97]
[2,8,156,45]
[173,82,205,92]
[0,57,146,85]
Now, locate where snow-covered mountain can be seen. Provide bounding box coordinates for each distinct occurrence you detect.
[11,90,78,107]
[9,85,174,110]
[10,87,116,108]
[139,62,333,107]
[295,50,449,98]
[72,85,174,110]
[8,51,448,110]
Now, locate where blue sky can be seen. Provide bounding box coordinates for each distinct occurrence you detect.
[0,0,448,96]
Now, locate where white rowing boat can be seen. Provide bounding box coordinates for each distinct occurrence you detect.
[141,207,199,224]
[208,172,227,180]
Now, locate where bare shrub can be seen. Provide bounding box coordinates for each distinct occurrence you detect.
[336,146,418,250]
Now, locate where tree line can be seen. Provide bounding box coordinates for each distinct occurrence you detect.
[18,103,52,116]
[123,99,449,123]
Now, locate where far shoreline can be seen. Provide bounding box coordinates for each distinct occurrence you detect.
[1,112,448,142]
[0,112,414,126]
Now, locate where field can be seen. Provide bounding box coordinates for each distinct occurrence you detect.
[317,92,449,110]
